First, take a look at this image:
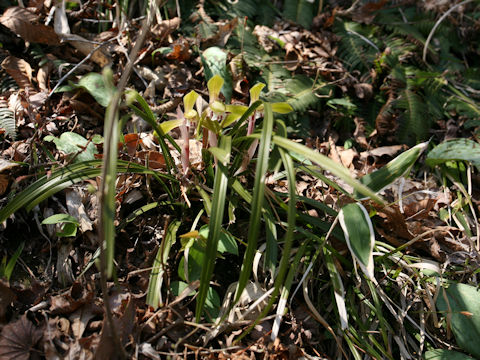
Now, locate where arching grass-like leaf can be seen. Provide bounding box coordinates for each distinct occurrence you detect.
[234,103,274,305]
[147,220,181,309]
[353,141,428,200]
[195,136,231,322]
[339,203,375,280]
[0,160,175,224]
[271,136,385,204]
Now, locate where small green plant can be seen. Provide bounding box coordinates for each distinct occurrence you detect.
[41,213,80,238]
[0,242,24,282]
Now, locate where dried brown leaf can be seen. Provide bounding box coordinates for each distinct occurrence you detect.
[1,56,34,91]
[36,64,50,92]
[0,7,60,45]
[0,281,15,322]
[94,294,136,358]
[151,17,181,41]
[59,34,111,67]
[0,315,44,360]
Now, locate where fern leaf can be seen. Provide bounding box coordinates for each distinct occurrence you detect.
[283,0,316,29]
[285,75,320,113]
[396,87,428,144]
[0,107,16,140]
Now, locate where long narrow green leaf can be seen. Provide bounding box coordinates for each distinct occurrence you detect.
[3,242,24,281]
[102,78,120,278]
[0,160,175,224]
[271,240,307,340]
[271,136,385,204]
[146,220,181,309]
[324,248,348,330]
[339,203,375,280]
[238,135,297,341]
[195,136,231,322]
[234,102,274,305]
[354,142,428,199]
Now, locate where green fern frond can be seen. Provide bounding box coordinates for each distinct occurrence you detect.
[335,22,378,72]
[283,0,316,29]
[446,96,480,118]
[396,87,428,144]
[285,75,321,113]
[0,108,16,140]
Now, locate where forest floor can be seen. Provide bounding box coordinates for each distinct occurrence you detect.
[0,0,480,359]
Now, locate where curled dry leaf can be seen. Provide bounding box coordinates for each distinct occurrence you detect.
[136,150,166,169]
[1,56,34,91]
[151,17,181,41]
[0,315,44,360]
[66,188,93,233]
[94,294,135,358]
[36,64,50,92]
[354,83,373,99]
[59,34,111,67]
[0,7,59,45]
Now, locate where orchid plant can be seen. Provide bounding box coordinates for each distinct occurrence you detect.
[163,74,293,175]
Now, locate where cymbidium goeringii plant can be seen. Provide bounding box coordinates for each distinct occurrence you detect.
[166,74,293,175]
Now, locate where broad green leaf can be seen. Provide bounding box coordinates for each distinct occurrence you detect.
[205,287,221,320]
[339,203,375,280]
[283,0,316,28]
[44,132,97,163]
[208,147,230,164]
[179,241,205,282]
[436,283,480,358]
[271,102,293,114]
[327,98,356,109]
[195,136,231,322]
[76,72,115,107]
[57,222,78,237]
[146,220,180,309]
[424,349,474,360]
[426,139,480,168]
[159,119,183,134]
[201,47,232,102]
[354,142,428,199]
[42,213,79,225]
[198,225,238,255]
[170,281,194,297]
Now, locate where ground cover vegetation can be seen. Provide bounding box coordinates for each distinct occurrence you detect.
[0,0,480,358]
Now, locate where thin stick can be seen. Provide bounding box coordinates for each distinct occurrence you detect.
[97,1,166,358]
[423,0,474,63]
[47,41,110,99]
